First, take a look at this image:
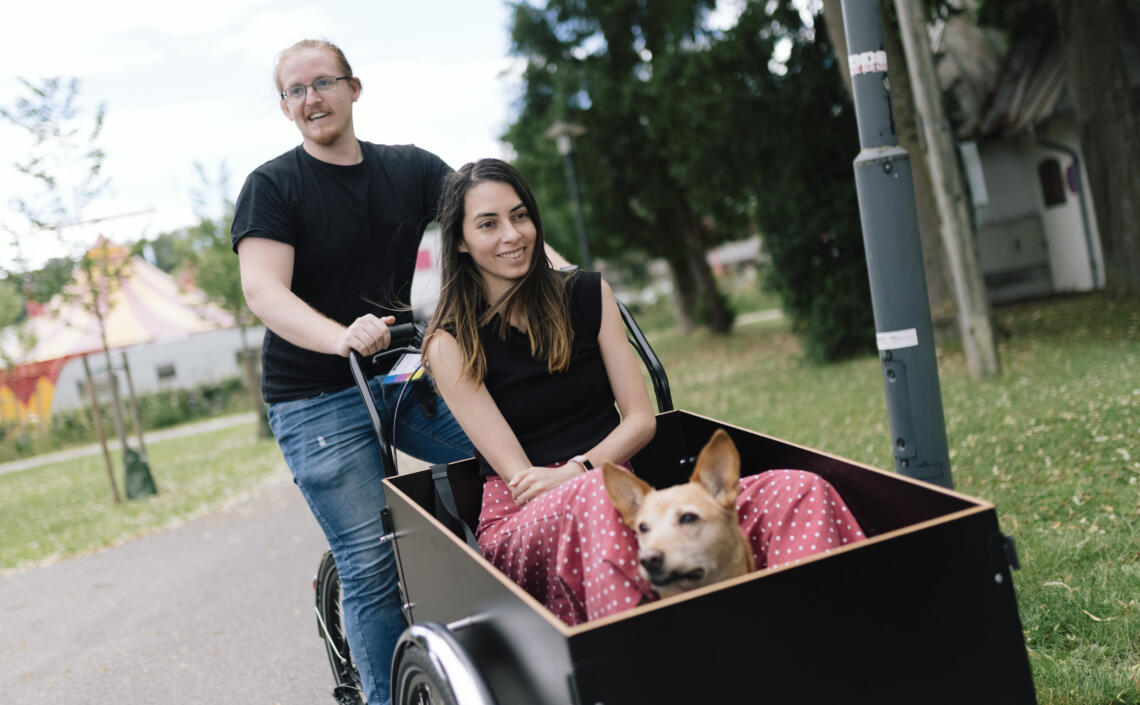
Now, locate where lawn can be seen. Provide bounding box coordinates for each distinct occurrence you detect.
[1,291,1136,702]
[0,421,285,573]
[650,293,1140,704]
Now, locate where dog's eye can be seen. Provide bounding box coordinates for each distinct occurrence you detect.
[679,512,699,525]
[638,522,649,533]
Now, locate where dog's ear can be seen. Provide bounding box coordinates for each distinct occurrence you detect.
[603,462,652,528]
[691,429,741,508]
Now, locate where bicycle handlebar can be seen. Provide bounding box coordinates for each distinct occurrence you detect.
[348,321,427,478]
[387,322,422,349]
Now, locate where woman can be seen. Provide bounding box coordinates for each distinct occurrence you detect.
[424,159,863,625]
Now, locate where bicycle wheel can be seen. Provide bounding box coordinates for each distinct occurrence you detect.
[314,550,364,704]
[392,623,495,705]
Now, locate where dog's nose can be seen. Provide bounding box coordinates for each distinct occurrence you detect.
[640,552,664,574]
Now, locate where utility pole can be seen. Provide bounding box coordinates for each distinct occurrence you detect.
[545,121,592,269]
[841,0,953,488]
[895,0,1000,380]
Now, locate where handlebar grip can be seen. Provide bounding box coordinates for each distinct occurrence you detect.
[388,322,420,347]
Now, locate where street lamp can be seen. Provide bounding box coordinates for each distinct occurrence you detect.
[544,120,592,269]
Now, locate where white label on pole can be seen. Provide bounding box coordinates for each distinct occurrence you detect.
[877,328,919,351]
[848,50,888,76]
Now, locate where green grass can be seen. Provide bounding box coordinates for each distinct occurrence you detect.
[0,421,284,573]
[647,292,1140,704]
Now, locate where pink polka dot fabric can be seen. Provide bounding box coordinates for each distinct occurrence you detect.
[476,468,864,626]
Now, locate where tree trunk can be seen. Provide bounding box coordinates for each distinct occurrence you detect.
[895,0,1001,380]
[680,204,734,334]
[665,252,696,334]
[1051,0,1140,296]
[82,355,121,504]
[120,350,149,457]
[821,0,959,330]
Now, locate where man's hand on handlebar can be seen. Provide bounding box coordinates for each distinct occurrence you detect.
[337,314,396,358]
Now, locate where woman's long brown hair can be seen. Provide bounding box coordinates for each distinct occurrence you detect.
[425,158,576,382]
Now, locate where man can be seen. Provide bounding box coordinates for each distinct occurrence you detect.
[231,39,474,705]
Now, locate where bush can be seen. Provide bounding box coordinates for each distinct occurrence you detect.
[0,376,252,463]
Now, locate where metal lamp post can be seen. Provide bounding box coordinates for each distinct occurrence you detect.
[841,0,953,488]
[545,120,592,269]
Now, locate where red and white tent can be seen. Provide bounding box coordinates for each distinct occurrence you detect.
[1,239,233,422]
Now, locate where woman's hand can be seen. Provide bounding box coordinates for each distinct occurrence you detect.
[508,464,584,506]
[336,314,396,357]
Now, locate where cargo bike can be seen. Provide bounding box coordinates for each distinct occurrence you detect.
[314,308,1038,705]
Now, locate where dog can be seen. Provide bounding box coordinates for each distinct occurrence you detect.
[603,429,755,598]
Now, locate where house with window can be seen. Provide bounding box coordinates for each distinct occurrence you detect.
[937,18,1105,304]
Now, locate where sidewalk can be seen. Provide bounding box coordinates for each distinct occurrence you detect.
[0,412,257,476]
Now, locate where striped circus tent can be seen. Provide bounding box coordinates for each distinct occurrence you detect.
[0,239,234,422]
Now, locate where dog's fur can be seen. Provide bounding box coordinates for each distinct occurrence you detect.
[603,429,755,598]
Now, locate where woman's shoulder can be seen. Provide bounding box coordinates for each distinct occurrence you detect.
[566,269,603,299]
[565,269,607,333]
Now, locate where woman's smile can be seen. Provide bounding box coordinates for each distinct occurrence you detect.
[459,180,539,303]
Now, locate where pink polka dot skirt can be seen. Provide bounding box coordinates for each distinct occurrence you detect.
[476,468,864,626]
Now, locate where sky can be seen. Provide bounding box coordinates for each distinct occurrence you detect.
[0,0,523,270]
[0,0,748,272]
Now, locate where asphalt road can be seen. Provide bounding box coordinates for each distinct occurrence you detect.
[0,467,342,705]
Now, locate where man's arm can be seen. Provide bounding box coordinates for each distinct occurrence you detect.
[237,237,394,357]
[544,242,572,269]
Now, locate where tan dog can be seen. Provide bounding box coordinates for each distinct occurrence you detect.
[603,429,755,598]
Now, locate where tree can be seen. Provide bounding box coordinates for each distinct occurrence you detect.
[18,257,74,304]
[1,77,141,502]
[185,161,270,438]
[504,0,734,333]
[893,0,1001,379]
[0,277,31,371]
[734,4,877,361]
[1047,0,1140,296]
[0,278,23,329]
[133,229,193,274]
[505,0,877,358]
[0,78,108,234]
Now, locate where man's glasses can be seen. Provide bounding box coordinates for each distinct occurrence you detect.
[281,75,350,103]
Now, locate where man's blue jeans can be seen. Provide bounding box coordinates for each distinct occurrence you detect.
[268,376,472,705]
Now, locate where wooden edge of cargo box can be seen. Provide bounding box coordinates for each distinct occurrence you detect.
[576,503,990,632]
[681,410,992,508]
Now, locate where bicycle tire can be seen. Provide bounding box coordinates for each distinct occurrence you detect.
[392,623,496,705]
[314,550,364,703]
[393,642,460,705]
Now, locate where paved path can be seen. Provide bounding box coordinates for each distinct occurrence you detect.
[737,308,783,326]
[0,467,339,705]
[0,412,260,476]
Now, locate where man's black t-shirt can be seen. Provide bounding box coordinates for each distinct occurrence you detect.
[475,271,621,475]
[231,142,450,402]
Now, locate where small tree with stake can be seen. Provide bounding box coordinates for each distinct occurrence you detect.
[1,77,156,501]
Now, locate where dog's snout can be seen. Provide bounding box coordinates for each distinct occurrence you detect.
[640,551,664,574]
